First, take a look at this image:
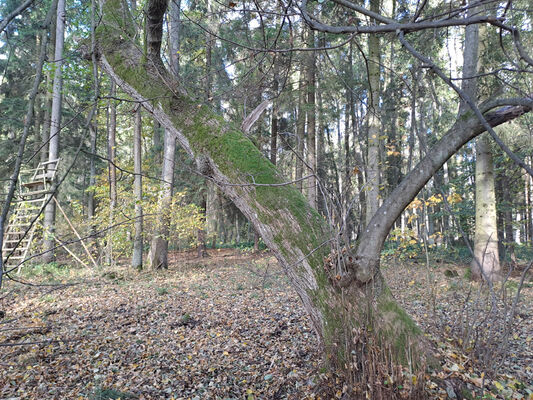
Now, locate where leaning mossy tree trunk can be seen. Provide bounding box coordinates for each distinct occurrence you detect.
[93,0,531,389]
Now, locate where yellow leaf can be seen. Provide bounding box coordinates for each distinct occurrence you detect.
[223,351,229,356]
[493,381,504,391]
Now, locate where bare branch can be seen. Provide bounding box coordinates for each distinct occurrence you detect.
[398,31,533,177]
[300,0,503,35]
[0,0,35,35]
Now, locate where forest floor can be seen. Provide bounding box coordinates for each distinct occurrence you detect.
[0,249,532,400]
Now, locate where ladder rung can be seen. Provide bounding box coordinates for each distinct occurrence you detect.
[40,158,60,166]
[22,181,48,187]
[9,223,31,227]
[13,214,37,219]
[5,231,31,236]
[14,198,46,203]
[20,190,51,196]
[3,243,28,249]
[4,239,30,243]
[5,255,26,260]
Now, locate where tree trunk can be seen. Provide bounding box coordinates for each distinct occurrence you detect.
[132,106,143,270]
[95,0,531,381]
[106,80,117,266]
[43,0,65,264]
[460,6,500,281]
[168,0,181,77]
[306,28,317,208]
[148,129,176,269]
[206,182,219,248]
[295,76,306,193]
[365,0,382,226]
[472,134,500,280]
[33,90,43,169]
[270,81,279,166]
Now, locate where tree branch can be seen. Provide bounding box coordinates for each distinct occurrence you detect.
[300,0,503,35]
[0,0,35,34]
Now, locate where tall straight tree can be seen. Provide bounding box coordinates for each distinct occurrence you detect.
[148,0,180,269]
[87,0,100,245]
[365,0,382,226]
[106,80,117,265]
[132,106,143,270]
[295,70,306,193]
[306,28,317,208]
[148,129,176,269]
[460,6,501,281]
[42,0,65,263]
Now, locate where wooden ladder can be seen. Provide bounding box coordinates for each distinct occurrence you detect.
[2,159,59,268]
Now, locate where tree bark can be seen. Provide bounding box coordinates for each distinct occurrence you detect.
[95,0,531,380]
[43,0,65,264]
[168,0,181,77]
[365,0,382,226]
[132,105,143,270]
[106,80,118,265]
[295,76,306,193]
[460,6,500,281]
[306,29,317,208]
[472,134,500,280]
[148,129,176,269]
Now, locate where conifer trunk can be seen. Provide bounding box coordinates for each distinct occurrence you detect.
[43,0,65,263]
[132,106,143,270]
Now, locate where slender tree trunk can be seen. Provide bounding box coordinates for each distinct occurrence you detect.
[316,76,327,215]
[472,135,500,279]
[41,87,52,164]
[41,15,55,165]
[365,0,382,226]
[168,0,181,77]
[148,129,175,269]
[33,89,43,168]
[270,77,279,166]
[132,106,143,270]
[153,120,163,164]
[197,0,216,255]
[306,29,317,208]
[206,182,218,248]
[87,123,97,220]
[295,76,306,193]
[197,195,208,258]
[461,7,500,280]
[43,0,65,264]
[106,80,117,265]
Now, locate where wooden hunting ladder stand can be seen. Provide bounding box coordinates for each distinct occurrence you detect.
[2,159,59,269]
